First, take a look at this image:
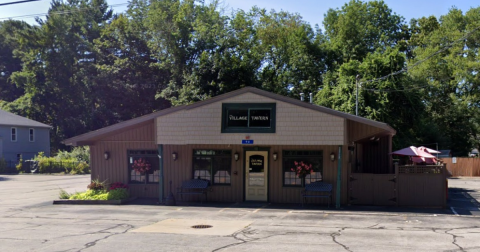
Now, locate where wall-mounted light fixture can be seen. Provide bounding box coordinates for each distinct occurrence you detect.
[172,152,178,161]
[273,152,278,161]
[330,152,335,162]
[104,151,110,160]
[234,152,239,161]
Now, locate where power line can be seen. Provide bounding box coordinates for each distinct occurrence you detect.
[0,2,128,20]
[0,0,40,7]
[357,24,480,93]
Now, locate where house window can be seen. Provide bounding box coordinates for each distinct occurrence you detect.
[192,150,232,185]
[128,150,159,184]
[11,127,17,142]
[283,150,323,187]
[29,128,35,142]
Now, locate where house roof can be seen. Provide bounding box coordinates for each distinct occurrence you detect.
[63,87,396,146]
[438,150,451,157]
[0,109,51,128]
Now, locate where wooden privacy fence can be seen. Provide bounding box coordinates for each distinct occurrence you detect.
[442,158,480,177]
[396,164,446,207]
[349,164,447,207]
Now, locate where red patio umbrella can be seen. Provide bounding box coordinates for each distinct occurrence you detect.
[390,146,436,158]
[418,146,441,154]
[410,156,437,164]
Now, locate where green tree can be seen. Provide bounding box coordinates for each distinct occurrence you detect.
[0,20,31,103]
[409,8,480,155]
[7,0,113,150]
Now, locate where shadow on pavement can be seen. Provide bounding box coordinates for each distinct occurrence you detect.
[0,176,12,181]
[126,197,453,216]
[448,187,480,216]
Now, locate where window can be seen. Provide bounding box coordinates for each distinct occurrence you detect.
[11,127,17,142]
[29,128,35,142]
[283,150,323,187]
[193,150,232,185]
[128,150,159,184]
[221,103,276,133]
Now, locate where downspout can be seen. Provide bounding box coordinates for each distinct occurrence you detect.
[336,145,343,209]
[158,144,164,203]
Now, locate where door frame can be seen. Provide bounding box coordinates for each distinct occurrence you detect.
[243,147,270,202]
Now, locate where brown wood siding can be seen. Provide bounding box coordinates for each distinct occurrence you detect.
[443,158,480,177]
[161,144,343,205]
[347,120,386,142]
[162,144,243,203]
[90,121,158,198]
[102,122,154,141]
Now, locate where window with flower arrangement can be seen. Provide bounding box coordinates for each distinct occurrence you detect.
[127,150,159,184]
[282,150,323,187]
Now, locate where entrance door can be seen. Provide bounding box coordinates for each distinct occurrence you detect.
[245,151,268,201]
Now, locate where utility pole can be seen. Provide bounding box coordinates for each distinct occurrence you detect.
[356,75,360,116]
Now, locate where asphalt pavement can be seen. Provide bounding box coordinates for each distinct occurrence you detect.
[0,174,479,252]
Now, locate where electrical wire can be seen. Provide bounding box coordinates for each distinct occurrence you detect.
[0,0,40,7]
[0,2,128,20]
[357,24,480,93]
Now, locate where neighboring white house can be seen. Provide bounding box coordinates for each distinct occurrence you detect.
[0,109,51,168]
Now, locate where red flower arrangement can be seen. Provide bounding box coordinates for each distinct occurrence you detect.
[291,161,313,178]
[109,182,129,191]
[132,158,151,174]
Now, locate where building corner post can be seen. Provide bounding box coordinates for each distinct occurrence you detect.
[158,144,164,203]
[336,145,343,209]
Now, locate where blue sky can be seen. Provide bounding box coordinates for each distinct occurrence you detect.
[0,0,478,29]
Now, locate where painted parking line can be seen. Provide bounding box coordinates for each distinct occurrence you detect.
[450,207,459,216]
[252,204,268,213]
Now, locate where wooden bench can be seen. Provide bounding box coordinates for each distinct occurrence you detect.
[301,181,333,207]
[177,179,209,203]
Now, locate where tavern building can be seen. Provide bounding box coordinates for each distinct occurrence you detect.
[64,87,402,207]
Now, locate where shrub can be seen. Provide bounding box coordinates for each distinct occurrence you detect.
[87,179,107,191]
[0,158,6,174]
[34,150,90,174]
[16,158,24,173]
[59,189,71,199]
[69,190,108,200]
[107,188,129,200]
[109,182,129,190]
[37,157,67,173]
[56,146,90,163]
[66,188,129,201]
[70,162,90,174]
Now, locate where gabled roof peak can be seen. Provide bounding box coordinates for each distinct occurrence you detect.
[64,86,395,146]
[0,109,51,128]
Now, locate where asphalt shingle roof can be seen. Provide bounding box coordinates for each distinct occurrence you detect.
[0,109,51,128]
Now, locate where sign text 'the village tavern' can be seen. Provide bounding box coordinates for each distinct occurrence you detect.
[222,103,276,133]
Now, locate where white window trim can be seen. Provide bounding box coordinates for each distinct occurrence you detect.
[29,128,35,142]
[11,127,17,142]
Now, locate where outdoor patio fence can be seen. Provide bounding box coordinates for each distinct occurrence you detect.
[442,157,480,177]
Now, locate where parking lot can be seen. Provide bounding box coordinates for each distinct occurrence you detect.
[1,175,480,252]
